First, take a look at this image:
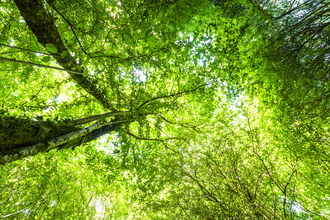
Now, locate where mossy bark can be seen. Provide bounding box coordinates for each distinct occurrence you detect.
[0,115,121,165]
[0,115,78,151]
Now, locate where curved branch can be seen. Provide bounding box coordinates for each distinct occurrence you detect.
[136,83,210,110]
[49,4,89,56]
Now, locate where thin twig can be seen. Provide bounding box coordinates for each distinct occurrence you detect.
[0,56,84,75]
[0,43,62,58]
[50,5,89,56]
[136,83,210,110]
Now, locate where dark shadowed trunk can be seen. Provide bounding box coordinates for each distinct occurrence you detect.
[0,112,130,165]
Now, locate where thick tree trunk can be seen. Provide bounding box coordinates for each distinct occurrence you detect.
[0,111,133,165]
[13,0,113,110]
[0,120,123,165]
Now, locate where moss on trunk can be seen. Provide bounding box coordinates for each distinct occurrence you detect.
[0,114,79,151]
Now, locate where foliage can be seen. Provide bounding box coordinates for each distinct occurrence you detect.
[1,0,330,219]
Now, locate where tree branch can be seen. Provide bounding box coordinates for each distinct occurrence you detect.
[49,4,89,56]
[0,43,62,58]
[73,111,130,126]
[0,56,84,75]
[136,83,209,110]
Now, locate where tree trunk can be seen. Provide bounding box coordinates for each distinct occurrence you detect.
[0,120,122,165]
[12,0,113,110]
[0,111,132,165]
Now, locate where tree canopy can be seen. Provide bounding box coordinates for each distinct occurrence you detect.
[1,0,330,219]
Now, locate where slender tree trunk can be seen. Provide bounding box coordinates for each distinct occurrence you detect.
[12,0,113,110]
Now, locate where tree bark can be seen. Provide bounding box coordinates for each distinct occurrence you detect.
[0,111,135,165]
[0,120,124,165]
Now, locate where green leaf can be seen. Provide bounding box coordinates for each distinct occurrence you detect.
[83,69,88,77]
[0,109,8,114]
[45,43,58,53]
[12,62,19,71]
[60,51,68,58]
[76,23,85,29]
[41,56,51,62]
[36,115,43,121]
